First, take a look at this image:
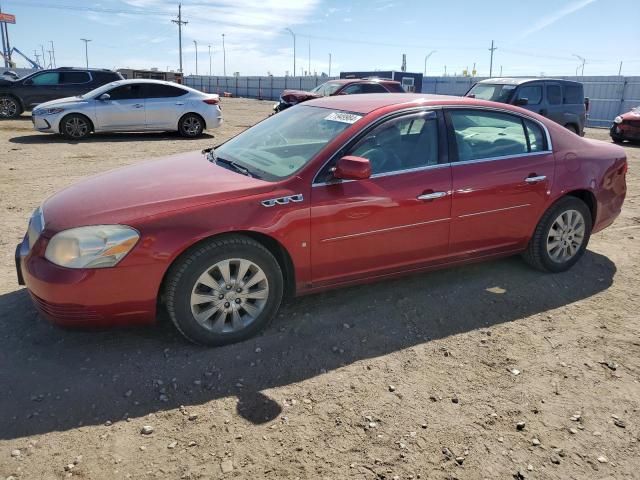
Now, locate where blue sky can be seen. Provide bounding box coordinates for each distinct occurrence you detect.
[2,0,639,77]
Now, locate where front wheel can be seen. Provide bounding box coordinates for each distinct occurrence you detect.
[60,114,91,140]
[165,235,283,346]
[178,113,204,138]
[522,197,592,273]
[0,95,22,118]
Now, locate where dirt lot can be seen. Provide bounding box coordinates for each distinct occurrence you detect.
[0,99,638,480]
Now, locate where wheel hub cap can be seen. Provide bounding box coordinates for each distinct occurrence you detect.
[546,209,585,263]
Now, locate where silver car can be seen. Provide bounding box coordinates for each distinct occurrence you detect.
[32,79,222,140]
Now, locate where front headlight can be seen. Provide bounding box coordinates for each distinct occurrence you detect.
[45,225,139,269]
[34,107,65,116]
[614,116,623,124]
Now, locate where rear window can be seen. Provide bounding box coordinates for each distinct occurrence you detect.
[61,71,90,84]
[563,84,583,104]
[466,83,516,103]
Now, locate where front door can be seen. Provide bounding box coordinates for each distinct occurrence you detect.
[95,83,146,130]
[21,71,62,107]
[310,110,452,287]
[446,108,555,257]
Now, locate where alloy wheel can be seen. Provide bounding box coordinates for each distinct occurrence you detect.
[0,97,18,117]
[64,117,89,138]
[546,209,585,263]
[190,258,269,333]
[183,116,202,136]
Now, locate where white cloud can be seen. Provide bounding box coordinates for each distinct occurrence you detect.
[520,0,597,39]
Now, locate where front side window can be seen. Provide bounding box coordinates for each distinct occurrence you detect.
[341,84,364,95]
[516,85,542,105]
[547,84,562,105]
[311,82,342,96]
[347,112,439,175]
[61,71,90,84]
[29,72,60,85]
[107,84,144,100]
[450,110,529,161]
[466,83,516,103]
[215,105,357,181]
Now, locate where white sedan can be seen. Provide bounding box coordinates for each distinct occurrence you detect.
[31,79,222,140]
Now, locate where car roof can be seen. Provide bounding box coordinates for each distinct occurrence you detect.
[325,78,401,85]
[477,77,581,86]
[104,79,188,87]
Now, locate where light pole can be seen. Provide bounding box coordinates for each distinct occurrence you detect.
[328,52,332,77]
[208,44,212,76]
[80,38,91,68]
[40,44,46,67]
[572,53,585,77]
[423,50,436,76]
[49,40,56,68]
[222,33,226,77]
[285,28,296,77]
[193,40,198,75]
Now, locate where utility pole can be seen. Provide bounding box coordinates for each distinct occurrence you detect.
[47,50,53,69]
[49,40,56,68]
[172,3,187,73]
[285,28,295,77]
[572,54,585,77]
[208,44,212,76]
[308,39,310,76]
[488,40,497,77]
[423,50,436,75]
[444,65,447,76]
[222,33,226,77]
[499,65,503,76]
[328,52,331,77]
[193,40,198,75]
[40,44,46,67]
[80,38,91,68]
[618,61,623,76]
[33,51,40,68]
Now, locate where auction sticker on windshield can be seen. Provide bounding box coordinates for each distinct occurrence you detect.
[324,112,362,124]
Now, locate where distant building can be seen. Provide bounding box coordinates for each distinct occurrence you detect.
[340,71,423,93]
[117,68,184,84]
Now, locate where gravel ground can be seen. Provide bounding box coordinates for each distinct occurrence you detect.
[0,99,638,480]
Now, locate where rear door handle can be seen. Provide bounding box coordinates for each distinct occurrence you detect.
[417,191,448,201]
[133,103,143,108]
[175,101,185,105]
[525,175,547,184]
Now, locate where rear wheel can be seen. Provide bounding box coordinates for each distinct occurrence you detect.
[178,113,204,138]
[60,114,91,140]
[0,95,22,118]
[522,196,592,273]
[165,235,283,346]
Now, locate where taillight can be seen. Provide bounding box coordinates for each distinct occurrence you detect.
[203,98,219,105]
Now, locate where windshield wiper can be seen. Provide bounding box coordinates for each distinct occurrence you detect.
[203,147,255,178]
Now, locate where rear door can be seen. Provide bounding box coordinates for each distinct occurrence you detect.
[143,83,189,129]
[446,108,555,257]
[94,83,146,130]
[310,110,452,287]
[545,82,565,126]
[21,71,61,107]
[58,71,92,98]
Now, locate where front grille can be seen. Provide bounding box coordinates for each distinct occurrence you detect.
[625,120,640,128]
[30,293,103,322]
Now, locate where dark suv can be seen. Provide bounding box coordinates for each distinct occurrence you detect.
[0,67,123,119]
[466,78,588,135]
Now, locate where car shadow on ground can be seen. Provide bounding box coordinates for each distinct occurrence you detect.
[0,251,616,440]
[8,131,215,145]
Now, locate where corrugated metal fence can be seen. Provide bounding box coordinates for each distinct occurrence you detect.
[186,74,640,128]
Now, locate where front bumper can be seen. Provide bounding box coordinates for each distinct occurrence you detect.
[611,123,640,141]
[16,235,160,328]
[32,113,61,133]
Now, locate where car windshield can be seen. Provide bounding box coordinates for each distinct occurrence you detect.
[467,83,517,103]
[78,81,123,99]
[310,82,343,96]
[214,105,361,181]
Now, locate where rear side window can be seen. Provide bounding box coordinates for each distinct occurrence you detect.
[449,110,528,161]
[94,71,121,83]
[341,84,364,94]
[547,84,562,105]
[523,119,547,152]
[563,84,583,104]
[383,83,405,93]
[360,83,388,93]
[61,71,90,84]
[29,72,60,85]
[144,84,187,98]
[516,85,542,105]
[107,84,144,100]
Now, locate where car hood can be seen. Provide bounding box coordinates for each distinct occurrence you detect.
[281,89,321,104]
[35,96,88,110]
[42,151,274,233]
[620,109,640,121]
[0,77,16,86]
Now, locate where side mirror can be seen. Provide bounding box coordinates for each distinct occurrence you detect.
[466,93,476,98]
[515,97,528,106]
[98,93,111,101]
[333,156,371,180]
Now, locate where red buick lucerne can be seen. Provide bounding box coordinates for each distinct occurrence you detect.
[16,94,627,346]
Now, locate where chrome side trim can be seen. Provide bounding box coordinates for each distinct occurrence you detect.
[451,150,550,167]
[313,162,449,187]
[321,217,450,243]
[458,203,530,218]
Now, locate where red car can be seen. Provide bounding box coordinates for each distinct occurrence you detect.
[274,78,404,112]
[611,106,640,143]
[17,94,627,346]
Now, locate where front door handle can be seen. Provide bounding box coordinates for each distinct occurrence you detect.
[132,103,144,108]
[539,108,548,116]
[417,191,448,201]
[175,101,185,105]
[525,175,547,184]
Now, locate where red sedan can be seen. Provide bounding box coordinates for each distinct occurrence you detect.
[17,94,627,346]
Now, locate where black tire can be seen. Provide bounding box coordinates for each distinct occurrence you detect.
[611,135,624,144]
[165,234,283,346]
[178,113,205,138]
[564,124,579,135]
[60,113,92,140]
[522,196,592,273]
[0,95,22,119]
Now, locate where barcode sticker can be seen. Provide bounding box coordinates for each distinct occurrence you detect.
[324,112,362,124]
